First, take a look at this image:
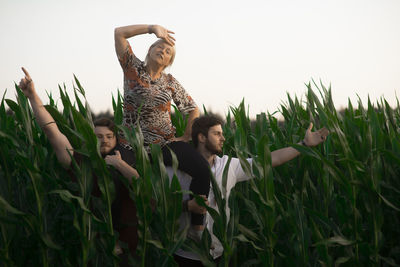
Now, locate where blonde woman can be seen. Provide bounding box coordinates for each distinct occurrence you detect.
[114,24,210,233]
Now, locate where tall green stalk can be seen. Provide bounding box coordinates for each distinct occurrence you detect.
[1,79,399,266]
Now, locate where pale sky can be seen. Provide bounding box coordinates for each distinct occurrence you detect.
[1,0,399,118]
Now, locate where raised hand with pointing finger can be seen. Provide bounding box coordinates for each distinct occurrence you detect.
[18,67,74,167]
[19,67,36,99]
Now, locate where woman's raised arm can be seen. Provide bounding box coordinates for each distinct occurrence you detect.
[114,24,175,59]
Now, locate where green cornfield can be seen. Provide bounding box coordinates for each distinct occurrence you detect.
[0,79,399,266]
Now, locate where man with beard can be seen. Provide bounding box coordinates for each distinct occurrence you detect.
[93,117,139,258]
[94,117,138,181]
[18,67,139,259]
[173,115,329,266]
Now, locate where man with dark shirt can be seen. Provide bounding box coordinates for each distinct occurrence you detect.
[18,67,139,259]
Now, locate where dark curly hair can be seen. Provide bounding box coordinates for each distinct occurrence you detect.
[94,117,115,132]
[191,115,223,148]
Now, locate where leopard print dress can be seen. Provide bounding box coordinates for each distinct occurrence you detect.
[118,43,197,152]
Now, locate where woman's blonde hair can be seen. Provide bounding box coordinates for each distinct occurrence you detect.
[145,39,176,71]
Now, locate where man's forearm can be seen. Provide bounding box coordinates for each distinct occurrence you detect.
[28,93,73,167]
[271,146,301,167]
[28,94,55,127]
[113,160,139,183]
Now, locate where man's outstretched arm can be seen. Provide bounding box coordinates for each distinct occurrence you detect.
[271,122,329,167]
[19,67,73,167]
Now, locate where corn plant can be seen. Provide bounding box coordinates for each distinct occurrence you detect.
[0,79,118,266]
[225,82,400,266]
[1,78,399,266]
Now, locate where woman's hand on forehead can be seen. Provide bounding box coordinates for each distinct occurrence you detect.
[151,25,176,46]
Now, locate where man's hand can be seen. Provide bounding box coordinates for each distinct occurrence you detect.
[303,123,329,147]
[188,195,209,214]
[113,241,123,256]
[105,150,139,181]
[150,25,175,46]
[104,150,123,167]
[19,67,36,99]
